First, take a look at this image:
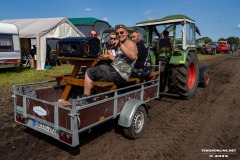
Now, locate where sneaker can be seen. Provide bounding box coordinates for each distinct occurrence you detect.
[77,98,90,106]
[76,95,92,106]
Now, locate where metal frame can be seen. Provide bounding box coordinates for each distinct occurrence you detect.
[13,65,160,147]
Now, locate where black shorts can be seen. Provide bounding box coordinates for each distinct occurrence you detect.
[87,65,125,82]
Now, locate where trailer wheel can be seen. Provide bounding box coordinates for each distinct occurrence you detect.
[123,106,147,140]
[169,52,199,99]
[199,66,210,88]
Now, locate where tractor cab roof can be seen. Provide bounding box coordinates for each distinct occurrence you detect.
[136,14,195,26]
[136,14,201,36]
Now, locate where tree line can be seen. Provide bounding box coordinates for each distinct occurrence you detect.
[197,37,240,46]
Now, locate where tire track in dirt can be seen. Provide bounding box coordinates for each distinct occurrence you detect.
[175,54,240,160]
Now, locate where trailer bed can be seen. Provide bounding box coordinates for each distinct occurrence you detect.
[13,74,160,147]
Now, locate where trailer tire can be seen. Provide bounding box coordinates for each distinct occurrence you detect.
[169,52,199,99]
[123,106,147,140]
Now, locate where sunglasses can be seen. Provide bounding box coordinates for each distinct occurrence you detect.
[91,34,97,36]
[116,31,124,36]
[130,36,136,39]
[110,37,117,40]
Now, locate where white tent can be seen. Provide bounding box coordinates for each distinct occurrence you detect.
[1,17,85,70]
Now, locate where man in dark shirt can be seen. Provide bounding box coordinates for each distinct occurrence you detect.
[130,31,151,78]
[158,30,172,52]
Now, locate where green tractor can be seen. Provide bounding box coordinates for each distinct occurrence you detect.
[136,14,209,99]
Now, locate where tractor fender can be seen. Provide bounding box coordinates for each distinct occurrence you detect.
[118,99,147,128]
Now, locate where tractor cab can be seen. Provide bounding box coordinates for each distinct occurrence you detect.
[136,14,201,65]
[135,15,207,99]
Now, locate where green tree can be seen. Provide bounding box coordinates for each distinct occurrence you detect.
[196,37,212,44]
[228,37,240,45]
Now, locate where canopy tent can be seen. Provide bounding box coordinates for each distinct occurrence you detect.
[68,17,111,36]
[1,17,85,70]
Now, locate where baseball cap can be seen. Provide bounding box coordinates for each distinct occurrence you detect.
[115,24,127,31]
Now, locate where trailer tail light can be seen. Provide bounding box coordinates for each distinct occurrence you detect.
[0,59,21,63]
[16,113,27,124]
[59,131,72,145]
[173,51,181,55]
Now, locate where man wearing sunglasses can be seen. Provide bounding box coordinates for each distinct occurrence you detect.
[106,32,117,56]
[80,24,137,105]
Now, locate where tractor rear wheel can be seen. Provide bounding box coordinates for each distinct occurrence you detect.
[169,52,199,99]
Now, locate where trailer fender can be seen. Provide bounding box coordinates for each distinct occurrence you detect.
[118,99,147,128]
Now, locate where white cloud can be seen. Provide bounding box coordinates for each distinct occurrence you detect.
[85,8,92,12]
[103,17,109,22]
[236,24,240,29]
[143,10,154,15]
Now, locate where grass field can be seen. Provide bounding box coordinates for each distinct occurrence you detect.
[0,53,224,89]
[0,53,225,109]
[0,64,73,88]
[198,53,224,60]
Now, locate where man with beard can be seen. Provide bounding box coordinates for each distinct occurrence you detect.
[130,31,151,78]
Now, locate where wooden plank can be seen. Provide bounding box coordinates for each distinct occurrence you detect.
[61,77,85,86]
[61,65,81,100]
[144,71,160,81]
[128,77,140,83]
[92,81,115,87]
[61,85,72,99]
[57,56,109,67]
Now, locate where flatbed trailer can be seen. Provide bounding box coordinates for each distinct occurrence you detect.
[13,63,160,147]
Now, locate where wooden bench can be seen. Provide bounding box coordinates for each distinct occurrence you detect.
[91,72,159,94]
[145,71,160,81]
[45,71,160,100]
[92,77,141,91]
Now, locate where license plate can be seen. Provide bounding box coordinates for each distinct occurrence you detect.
[32,119,57,134]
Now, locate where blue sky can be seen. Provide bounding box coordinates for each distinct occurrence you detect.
[1,0,240,41]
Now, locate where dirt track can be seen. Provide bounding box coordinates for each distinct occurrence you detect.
[0,53,240,160]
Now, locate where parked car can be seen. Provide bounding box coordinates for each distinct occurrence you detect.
[216,40,228,53]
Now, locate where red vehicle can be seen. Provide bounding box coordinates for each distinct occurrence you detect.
[216,40,228,53]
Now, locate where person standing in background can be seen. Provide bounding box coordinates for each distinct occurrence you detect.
[46,44,51,65]
[89,29,102,41]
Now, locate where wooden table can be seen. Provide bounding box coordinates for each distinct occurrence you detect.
[46,56,160,101]
[57,56,109,100]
